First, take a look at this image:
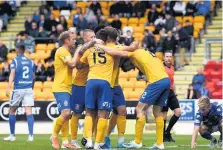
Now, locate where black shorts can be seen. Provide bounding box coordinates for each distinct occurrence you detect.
[162,89,180,112]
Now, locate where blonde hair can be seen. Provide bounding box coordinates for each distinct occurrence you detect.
[58,31,70,44]
[198,96,211,108]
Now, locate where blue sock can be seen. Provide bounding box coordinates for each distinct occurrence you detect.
[9,115,16,135]
[27,114,34,136]
[201,132,216,141]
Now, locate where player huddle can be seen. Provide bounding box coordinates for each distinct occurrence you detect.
[3,26,222,149]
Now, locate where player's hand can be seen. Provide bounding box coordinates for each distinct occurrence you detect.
[191,141,197,148]
[6,88,10,97]
[130,41,139,49]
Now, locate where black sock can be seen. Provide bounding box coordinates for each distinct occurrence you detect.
[164,120,166,134]
[166,114,179,134]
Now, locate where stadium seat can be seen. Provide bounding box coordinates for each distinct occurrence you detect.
[102,9,109,17]
[35,92,47,100]
[134,87,145,94]
[108,1,114,8]
[175,16,182,24]
[30,53,39,60]
[100,2,108,9]
[211,91,222,99]
[60,10,70,19]
[128,70,138,78]
[70,10,77,16]
[107,18,113,23]
[119,78,128,86]
[67,19,73,28]
[119,71,129,79]
[46,92,55,100]
[139,18,147,25]
[210,71,222,80]
[183,16,193,24]
[216,61,222,70]
[194,16,205,24]
[0,91,8,101]
[120,17,128,25]
[34,81,43,90]
[7,53,16,60]
[128,91,141,100]
[155,52,163,61]
[145,26,155,32]
[135,81,146,89]
[128,18,139,25]
[34,89,42,93]
[43,81,53,88]
[122,81,134,88]
[194,22,204,31]
[205,60,217,70]
[47,44,56,51]
[128,77,137,83]
[123,88,134,93]
[154,35,160,42]
[193,30,199,38]
[36,44,47,52]
[132,26,144,34]
[76,2,87,8]
[43,87,52,93]
[133,33,143,40]
[0,82,8,89]
[51,10,60,19]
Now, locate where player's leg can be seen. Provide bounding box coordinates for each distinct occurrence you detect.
[69,85,85,148]
[51,92,72,149]
[105,111,117,147]
[83,80,98,148]
[199,124,217,148]
[217,121,222,148]
[23,89,35,142]
[4,90,23,141]
[162,106,168,141]
[164,90,181,142]
[94,80,112,149]
[150,78,170,149]
[4,106,18,141]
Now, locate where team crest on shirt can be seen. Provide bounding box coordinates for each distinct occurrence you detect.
[75,104,80,110]
[64,100,68,106]
[64,56,71,61]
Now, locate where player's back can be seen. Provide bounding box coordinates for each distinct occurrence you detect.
[128,49,168,84]
[52,47,72,93]
[81,46,114,84]
[72,67,89,86]
[11,54,34,89]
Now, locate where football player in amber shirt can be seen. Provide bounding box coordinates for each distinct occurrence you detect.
[95,44,170,149]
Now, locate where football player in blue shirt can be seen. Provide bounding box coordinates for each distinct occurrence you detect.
[191,96,222,148]
[4,43,35,142]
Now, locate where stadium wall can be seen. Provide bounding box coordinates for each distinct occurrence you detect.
[0,100,222,135]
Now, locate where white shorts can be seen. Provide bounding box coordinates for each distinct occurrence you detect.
[10,88,34,107]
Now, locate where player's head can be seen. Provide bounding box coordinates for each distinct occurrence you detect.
[198,96,211,115]
[83,29,95,43]
[104,26,118,43]
[15,43,25,54]
[164,50,173,66]
[59,31,76,49]
[95,29,108,44]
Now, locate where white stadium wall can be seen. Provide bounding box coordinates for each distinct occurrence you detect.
[0,99,222,135]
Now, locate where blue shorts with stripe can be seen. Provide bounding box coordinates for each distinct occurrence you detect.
[53,92,71,112]
[112,85,126,108]
[85,79,112,111]
[139,78,170,107]
[70,85,85,113]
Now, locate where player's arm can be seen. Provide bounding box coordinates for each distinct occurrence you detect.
[122,41,140,52]
[95,44,129,57]
[191,112,202,148]
[6,69,15,97]
[191,126,200,148]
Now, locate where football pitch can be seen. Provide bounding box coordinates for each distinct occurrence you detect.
[0,134,221,150]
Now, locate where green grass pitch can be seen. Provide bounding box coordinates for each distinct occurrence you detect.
[0,134,221,150]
